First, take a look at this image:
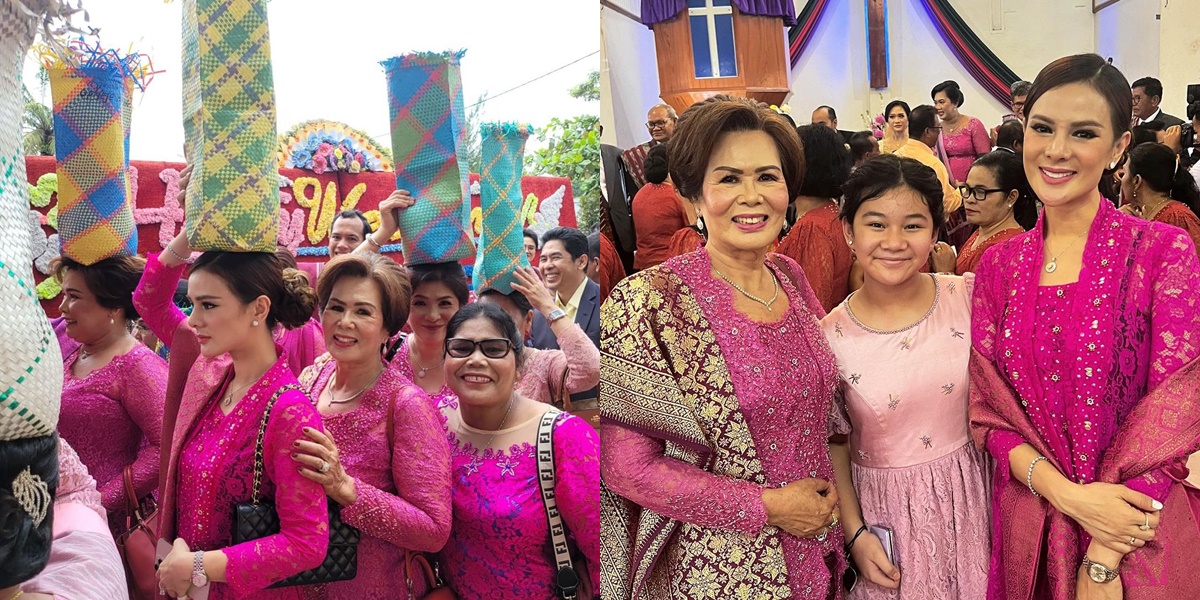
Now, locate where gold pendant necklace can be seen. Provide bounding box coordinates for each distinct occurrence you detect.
[1045,231,1087,273]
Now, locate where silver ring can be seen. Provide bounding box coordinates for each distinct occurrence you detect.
[816,527,829,542]
[1140,514,1150,531]
[830,516,840,529]
[1130,536,1137,546]
[319,460,330,474]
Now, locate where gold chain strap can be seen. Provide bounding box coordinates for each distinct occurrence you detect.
[250,384,302,506]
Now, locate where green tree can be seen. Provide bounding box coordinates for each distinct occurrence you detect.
[526,72,600,231]
[526,115,600,231]
[22,82,53,157]
[570,70,599,102]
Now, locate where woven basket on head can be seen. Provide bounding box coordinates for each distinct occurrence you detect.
[382,51,475,266]
[0,0,64,441]
[474,122,533,294]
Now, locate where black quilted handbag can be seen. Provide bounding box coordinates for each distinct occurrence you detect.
[232,384,360,588]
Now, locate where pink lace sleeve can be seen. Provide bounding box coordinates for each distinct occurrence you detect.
[1125,228,1200,501]
[98,350,167,509]
[970,118,991,156]
[340,385,453,553]
[552,324,600,395]
[555,415,601,588]
[970,249,1002,360]
[827,387,852,436]
[56,438,105,520]
[600,423,768,535]
[224,394,330,595]
[132,254,189,345]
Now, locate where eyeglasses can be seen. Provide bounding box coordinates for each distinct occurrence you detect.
[958,186,1007,200]
[445,338,514,359]
[646,119,672,130]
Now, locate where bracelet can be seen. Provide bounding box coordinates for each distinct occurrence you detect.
[1027,456,1049,498]
[365,233,382,248]
[844,524,868,554]
[165,244,193,265]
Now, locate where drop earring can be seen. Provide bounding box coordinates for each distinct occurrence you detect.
[696,216,705,232]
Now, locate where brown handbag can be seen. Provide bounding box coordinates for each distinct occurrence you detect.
[114,466,159,600]
[553,368,598,430]
[403,550,456,600]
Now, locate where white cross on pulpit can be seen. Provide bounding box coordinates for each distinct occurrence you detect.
[687,0,736,78]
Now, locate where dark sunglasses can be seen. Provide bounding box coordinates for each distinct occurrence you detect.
[445,338,514,359]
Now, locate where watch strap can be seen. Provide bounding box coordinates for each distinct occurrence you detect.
[547,307,569,323]
[1082,555,1119,583]
[192,551,208,586]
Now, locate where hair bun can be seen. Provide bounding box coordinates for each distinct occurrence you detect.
[275,268,317,329]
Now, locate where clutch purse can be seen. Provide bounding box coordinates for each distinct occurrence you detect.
[232,384,360,588]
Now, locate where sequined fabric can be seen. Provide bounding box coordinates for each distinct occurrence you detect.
[438,405,600,599]
[59,342,166,512]
[823,274,991,599]
[519,323,600,405]
[298,355,452,600]
[601,248,844,599]
[970,199,1200,598]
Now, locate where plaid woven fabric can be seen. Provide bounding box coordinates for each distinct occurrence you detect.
[382,51,474,265]
[182,0,280,252]
[474,123,532,294]
[0,2,63,440]
[50,63,138,265]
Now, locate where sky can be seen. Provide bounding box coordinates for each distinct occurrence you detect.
[22,0,600,161]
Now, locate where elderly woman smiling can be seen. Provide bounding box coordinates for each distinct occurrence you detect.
[601,96,845,599]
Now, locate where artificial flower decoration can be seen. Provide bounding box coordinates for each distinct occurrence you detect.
[278,120,393,173]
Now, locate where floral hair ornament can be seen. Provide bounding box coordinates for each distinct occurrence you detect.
[13,465,52,527]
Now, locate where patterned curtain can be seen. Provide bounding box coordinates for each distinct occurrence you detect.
[641,0,796,26]
[919,0,1022,106]
[787,0,832,68]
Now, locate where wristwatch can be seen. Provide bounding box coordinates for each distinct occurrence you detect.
[1081,555,1119,584]
[546,307,569,323]
[191,551,209,588]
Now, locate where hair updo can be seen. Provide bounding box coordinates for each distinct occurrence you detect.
[51,255,147,321]
[190,252,317,329]
[0,435,59,589]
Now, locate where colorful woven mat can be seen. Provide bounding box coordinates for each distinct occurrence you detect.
[382,51,474,265]
[50,63,137,264]
[474,123,533,294]
[182,0,280,252]
[0,2,63,441]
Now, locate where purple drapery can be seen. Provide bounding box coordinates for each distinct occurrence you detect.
[641,0,797,27]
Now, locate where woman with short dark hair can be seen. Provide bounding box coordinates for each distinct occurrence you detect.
[602,96,845,598]
[880,100,911,155]
[632,143,693,271]
[1120,142,1200,253]
[955,150,1038,274]
[437,303,599,599]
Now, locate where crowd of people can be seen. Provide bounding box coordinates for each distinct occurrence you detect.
[599,53,1200,599]
[2,169,602,598]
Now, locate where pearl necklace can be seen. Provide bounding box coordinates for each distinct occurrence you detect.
[714,266,779,311]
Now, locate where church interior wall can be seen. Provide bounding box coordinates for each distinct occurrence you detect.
[1096,0,1161,110]
[1156,0,1200,119]
[601,2,662,149]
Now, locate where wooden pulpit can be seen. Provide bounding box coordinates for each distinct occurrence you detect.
[651,0,790,114]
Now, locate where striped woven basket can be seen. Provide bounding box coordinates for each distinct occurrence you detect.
[474,122,533,294]
[0,0,65,441]
[382,51,474,266]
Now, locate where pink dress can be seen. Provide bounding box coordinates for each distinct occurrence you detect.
[822,274,991,599]
[392,336,457,409]
[276,318,326,377]
[942,117,991,185]
[438,406,600,599]
[518,324,600,404]
[134,254,331,599]
[59,342,166,512]
[601,249,845,597]
[23,439,127,599]
[972,199,1200,598]
[298,355,452,599]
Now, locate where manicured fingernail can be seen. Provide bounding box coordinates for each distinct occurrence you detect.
[291,453,297,458]
[303,427,311,433]
[292,441,299,447]
[1153,500,1163,510]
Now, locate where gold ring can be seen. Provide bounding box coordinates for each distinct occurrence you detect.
[1140,513,1150,531]
[1130,536,1137,546]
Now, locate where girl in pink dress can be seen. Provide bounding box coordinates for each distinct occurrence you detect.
[970,54,1200,599]
[437,303,599,599]
[53,256,167,515]
[288,253,453,599]
[391,261,469,409]
[478,266,600,406]
[823,155,991,599]
[138,230,330,600]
